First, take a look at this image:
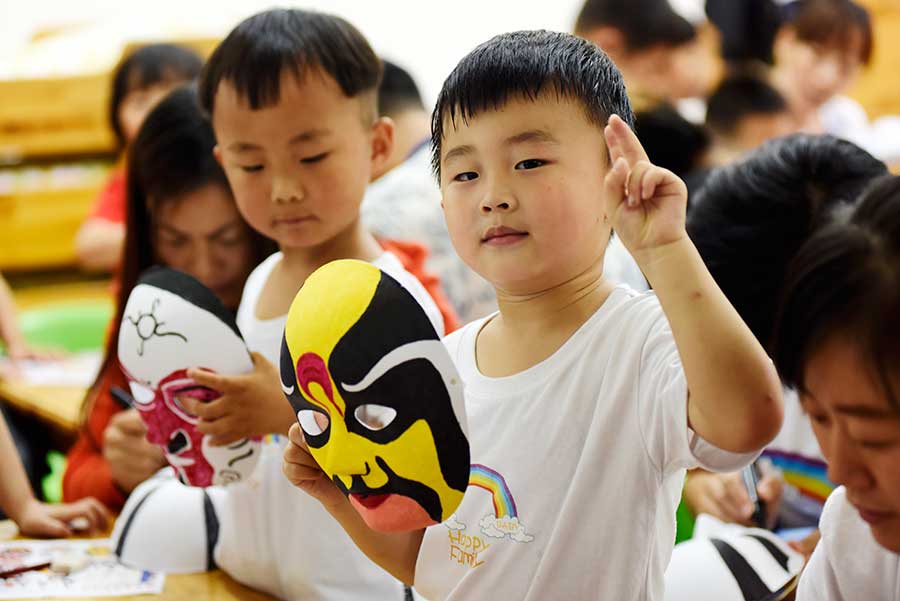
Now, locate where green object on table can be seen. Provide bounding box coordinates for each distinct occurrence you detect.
[18,301,113,354]
[675,496,696,543]
[42,451,66,503]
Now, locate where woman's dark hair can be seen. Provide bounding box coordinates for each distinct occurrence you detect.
[774,175,900,408]
[688,134,887,347]
[431,30,634,180]
[784,0,874,66]
[108,43,203,149]
[82,85,275,427]
[635,102,710,178]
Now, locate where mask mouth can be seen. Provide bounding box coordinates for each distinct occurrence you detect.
[350,493,391,510]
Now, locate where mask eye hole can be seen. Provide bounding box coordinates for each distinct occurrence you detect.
[129,381,155,405]
[167,430,191,454]
[298,410,330,436]
[354,404,397,431]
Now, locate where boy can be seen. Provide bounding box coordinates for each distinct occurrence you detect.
[184,9,447,599]
[284,30,783,600]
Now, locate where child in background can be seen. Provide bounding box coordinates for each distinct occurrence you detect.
[63,85,273,511]
[1,412,109,537]
[769,0,900,162]
[574,0,717,106]
[685,134,887,534]
[362,60,497,323]
[772,175,900,599]
[284,30,783,600]
[187,9,445,599]
[704,72,795,166]
[74,44,203,272]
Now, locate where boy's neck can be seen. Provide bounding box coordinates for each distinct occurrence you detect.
[279,220,383,278]
[476,258,615,377]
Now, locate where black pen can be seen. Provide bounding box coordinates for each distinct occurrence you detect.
[110,386,135,410]
[741,461,767,528]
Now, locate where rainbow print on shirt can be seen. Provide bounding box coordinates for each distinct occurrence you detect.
[762,449,833,505]
[444,464,533,543]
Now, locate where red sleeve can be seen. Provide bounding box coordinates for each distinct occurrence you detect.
[379,239,460,334]
[62,363,128,510]
[88,169,127,224]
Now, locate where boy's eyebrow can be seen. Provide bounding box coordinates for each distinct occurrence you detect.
[225,129,332,153]
[505,129,560,147]
[289,129,332,144]
[443,144,475,165]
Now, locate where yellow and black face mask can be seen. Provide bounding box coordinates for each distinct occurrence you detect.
[280,260,470,532]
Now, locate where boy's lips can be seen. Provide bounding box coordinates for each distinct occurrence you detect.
[850,497,897,525]
[274,215,316,226]
[482,225,528,246]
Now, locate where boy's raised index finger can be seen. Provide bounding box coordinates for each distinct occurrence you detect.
[606,114,649,166]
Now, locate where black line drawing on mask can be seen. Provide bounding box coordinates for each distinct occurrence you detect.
[126,298,188,356]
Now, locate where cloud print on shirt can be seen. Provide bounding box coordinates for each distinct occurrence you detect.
[479,515,534,543]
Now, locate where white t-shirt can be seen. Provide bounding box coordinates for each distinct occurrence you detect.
[236,250,445,366]
[819,96,900,164]
[797,486,900,600]
[215,249,445,600]
[414,287,756,601]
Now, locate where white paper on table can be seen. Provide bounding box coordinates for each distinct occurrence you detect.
[0,351,102,387]
[0,538,165,598]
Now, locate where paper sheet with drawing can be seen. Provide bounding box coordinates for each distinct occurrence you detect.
[0,539,164,599]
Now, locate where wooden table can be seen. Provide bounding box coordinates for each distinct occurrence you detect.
[0,379,85,434]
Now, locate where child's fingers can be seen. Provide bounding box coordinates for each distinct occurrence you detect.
[180,396,228,421]
[197,418,240,445]
[186,367,230,391]
[605,114,649,166]
[625,160,653,206]
[602,157,629,212]
[287,422,309,451]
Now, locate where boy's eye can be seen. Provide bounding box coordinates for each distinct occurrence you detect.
[453,171,478,182]
[515,159,546,170]
[240,165,263,173]
[809,413,831,426]
[300,152,329,165]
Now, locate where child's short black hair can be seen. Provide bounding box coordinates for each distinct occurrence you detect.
[706,72,788,138]
[431,30,634,179]
[774,174,900,407]
[378,60,425,118]
[574,0,696,50]
[688,134,886,350]
[109,43,203,149]
[198,8,381,117]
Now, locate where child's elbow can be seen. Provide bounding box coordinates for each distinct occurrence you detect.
[736,390,785,453]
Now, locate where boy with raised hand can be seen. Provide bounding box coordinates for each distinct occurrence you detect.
[284,30,783,600]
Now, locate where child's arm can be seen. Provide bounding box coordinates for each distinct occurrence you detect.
[0,413,110,537]
[282,423,423,584]
[604,115,783,454]
[183,352,298,445]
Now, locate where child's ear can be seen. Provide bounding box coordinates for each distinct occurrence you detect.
[370,117,395,181]
[212,145,224,167]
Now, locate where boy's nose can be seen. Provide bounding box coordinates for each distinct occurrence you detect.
[271,175,305,204]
